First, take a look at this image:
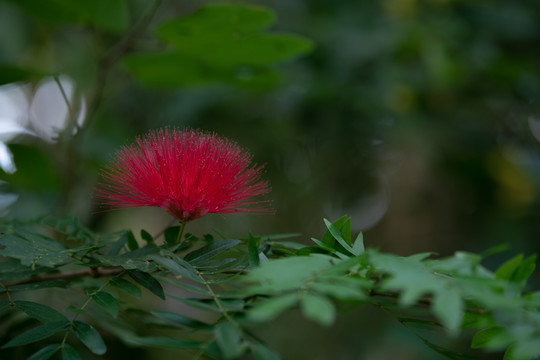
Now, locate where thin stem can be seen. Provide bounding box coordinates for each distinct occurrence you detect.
[176,222,186,244]
[192,336,216,360]
[58,0,163,216]
[53,75,79,133]
[197,271,237,325]
[82,0,163,137]
[60,273,121,348]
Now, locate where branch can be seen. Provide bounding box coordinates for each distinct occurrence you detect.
[82,0,163,137]
[3,267,124,289]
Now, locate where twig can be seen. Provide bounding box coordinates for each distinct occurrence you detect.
[197,271,237,325]
[82,0,163,131]
[58,0,163,214]
[60,273,120,350]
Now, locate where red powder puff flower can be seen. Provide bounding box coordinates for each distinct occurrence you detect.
[95,128,271,222]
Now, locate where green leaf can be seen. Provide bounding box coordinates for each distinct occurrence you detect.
[151,311,210,330]
[503,344,525,360]
[157,4,275,38]
[368,251,442,306]
[0,301,10,315]
[140,229,155,246]
[495,254,523,280]
[265,233,301,241]
[124,336,202,349]
[27,344,60,360]
[61,343,81,360]
[215,322,244,359]
[0,257,32,278]
[73,321,106,355]
[98,245,160,272]
[481,243,510,258]
[471,327,509,349]
[160,249,200,273]
[200,342,220,359]
[247,293,298,322]
[196,258,243,275]
[429,252,483,277]
[323,219,359,256]
[300,293,336,326]
[123,52,280,89]
[511,254,536,283]
[124,4,311,90]
[155,4,312,67]
[251,342,283,360]
[184,239,242,264]
[164,226,181,244]
[15,301,68,323]
[342,217,352,246]
[310,237,349,260]
[462,312,493,329]
[109,277,141,298]
[41,216,94,241]
[309,282,366,300]
[126,230,139,251]
[64,306,87,315]
[128,269,165,300]
[270,240,304,250]
[2,321,69,348]
[321,215,348,247]
[508,338,540,359]
[148,253,202,283]
[432,287,463,334]
[171,297,244,313]
[9,280,68,292]
[92,291,119,317]
[0,232,68,268]
[422,334,483,359]
[107,231,128,255]
[352,232,365,255]
[159,277,211,296]
[244,254,338,291]
[167,33,312,67]
[248,234,261,267]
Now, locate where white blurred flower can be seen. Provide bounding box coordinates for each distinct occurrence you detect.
[0,75,86,173]
[0,142,17,174]
[0,83,33,174]
[30,75,86,142]
[0,83,32,140]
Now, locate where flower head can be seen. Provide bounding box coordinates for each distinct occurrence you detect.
[95,128,271,222]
